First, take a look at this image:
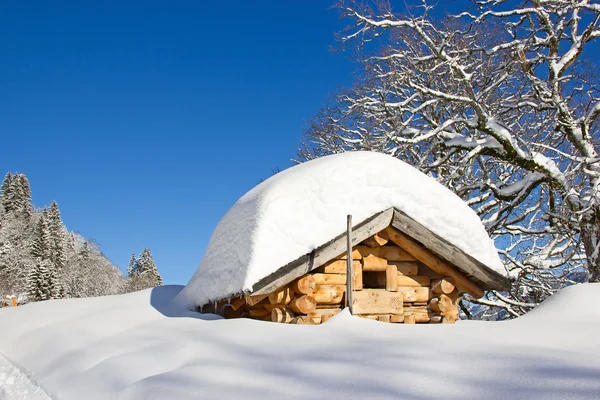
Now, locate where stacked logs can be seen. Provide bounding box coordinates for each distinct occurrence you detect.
[218,231,463,324]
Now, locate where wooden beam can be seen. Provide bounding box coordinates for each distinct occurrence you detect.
[362,231,389,247]
[384,226,485,298]
[355,245,415,261]
[386,265,398,292]
[352,289,403,315]
[391,209,510,291]
[362,254,388,271]
[346,214,354,312]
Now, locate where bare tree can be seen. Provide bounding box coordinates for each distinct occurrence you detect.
[299,0,600,317]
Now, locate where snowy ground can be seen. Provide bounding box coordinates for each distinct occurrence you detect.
[0,354,50,400]
[0,284,599,400]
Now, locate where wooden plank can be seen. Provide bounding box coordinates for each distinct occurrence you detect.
[396,275,431,287]
[353,261,363,290]
[391,209,510,291]
[352,289,403,315]
[308,308,342,323]
[385,226,486,298]
[398,286,431,303]
[386,265,398,292]
[390,261,419,276]
[355,245,415,261]
[290,316,316,325]
[250,208,394,295]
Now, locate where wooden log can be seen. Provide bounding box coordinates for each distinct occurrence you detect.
[353,261,363,290]
[384,226,485,298]
[402,307,431,323]
[362,254,388,271]
[245,293,269,306]
[288,295,317,314]
[290,316,316,325]
[362,231,389,247]
[360,315,379,321]
[396,275,431,287]
[356,245,416,261]
[271,307,295,323]
[404,314,416,324]
[249,308,271,318]
[268,287,294,305]
[319,260,361,274]
[352,289,403,315]
[290,275,317,295]
[312,273,346,285]
[442,305,460,323]
[446,289,461,302]
[390,261,419,276]
[431,278,456,295]
[308,308,342,318]
[309,315,322,324]
[223,306,245,319]
[313,285,345,305]
[398,286,430,303]
[429,294,453,314]
[378,314,391,323]
[390,314,405,323]
[386,265,398,292]
[230,296,247,311]
[334,249,363,260]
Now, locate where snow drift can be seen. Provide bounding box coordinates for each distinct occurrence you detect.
[0,283,599,400]
[179,151,505,308]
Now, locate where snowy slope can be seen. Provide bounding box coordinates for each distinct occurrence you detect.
[1,284,599,400]
[179,151,505,308]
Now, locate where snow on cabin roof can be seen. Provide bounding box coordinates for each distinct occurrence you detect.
[178,151,506,308]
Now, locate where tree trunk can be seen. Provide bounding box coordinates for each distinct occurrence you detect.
[581,206,600,282]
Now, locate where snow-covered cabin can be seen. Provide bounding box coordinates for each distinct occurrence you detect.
[177,152,510,324]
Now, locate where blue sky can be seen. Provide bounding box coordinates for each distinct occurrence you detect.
[0,1,355,284]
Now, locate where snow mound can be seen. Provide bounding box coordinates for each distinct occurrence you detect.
[1,284,600,400]
[179,151,505,307]
[519,283,600,322]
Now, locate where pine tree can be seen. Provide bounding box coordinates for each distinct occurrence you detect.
[31,211,52,261]
[127,253,137,276]
[47,201,66,271]
[126,248,162,292]
[1,172,14,214]
[16,174,33,218]
[137,248,163,286]
[27,260,59,301]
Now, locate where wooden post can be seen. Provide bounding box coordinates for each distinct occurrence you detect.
[346,215,354,314]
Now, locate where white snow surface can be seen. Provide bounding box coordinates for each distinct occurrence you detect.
[1,284,600,400]
[0,354,51,400]
[180,151,505,308]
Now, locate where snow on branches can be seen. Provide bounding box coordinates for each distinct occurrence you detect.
[299,0,600,318]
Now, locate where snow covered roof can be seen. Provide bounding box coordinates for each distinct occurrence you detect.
[178,151,508,308]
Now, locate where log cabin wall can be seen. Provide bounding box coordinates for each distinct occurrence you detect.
[214,229,464,325]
